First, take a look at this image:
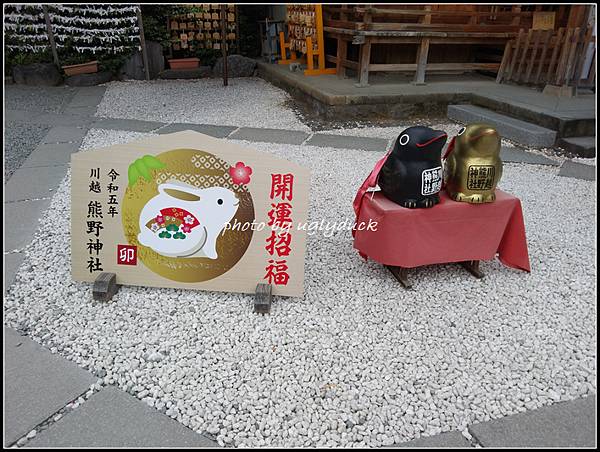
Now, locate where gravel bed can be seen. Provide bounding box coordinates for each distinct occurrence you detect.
[4,121,52,181]
[95,79,310,131]
[5,85,78,114]
[4,129,596,448]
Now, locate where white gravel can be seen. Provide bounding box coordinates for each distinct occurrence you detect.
[4,128,596,448]
[95,79,310,131]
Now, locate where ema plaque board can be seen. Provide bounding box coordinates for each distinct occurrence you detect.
[71,131,310,297]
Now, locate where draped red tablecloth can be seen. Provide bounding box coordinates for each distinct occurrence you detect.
[353,189,530,272]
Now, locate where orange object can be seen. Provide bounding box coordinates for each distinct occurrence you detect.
[62,61,98,76]
[168,58,200,70]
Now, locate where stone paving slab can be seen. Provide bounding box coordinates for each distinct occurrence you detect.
[91,117,165,132]
[61,105,98,117]
[501,147,560,166]
[469,396,596,447]
[4,327,97,447]
[229,127,309,145]
[157,122,237,138]
[4,198,52,252]
[27,386,218,448]
[41,126,87,144]
[558,160,596,181]
[393,431,472,448]
[306,133,389,152]
[66,92,106,108]
[448,104,557,148]
[4,252,25,294]
[5,109,42,122]
[21,143,80,168]
[31,112,94,127]
[4,165,68,202]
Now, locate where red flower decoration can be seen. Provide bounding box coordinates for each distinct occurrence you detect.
[229,161,252,185]
[181,224,192,233]
[155,215,165,225]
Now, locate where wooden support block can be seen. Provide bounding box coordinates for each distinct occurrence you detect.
[460,260,484,279]
[254,283,272,314]
[92,272,120,302]
[386,265,412,289]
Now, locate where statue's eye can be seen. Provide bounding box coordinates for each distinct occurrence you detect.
[217,199,223,205]
[458,127,466,136]
[399,134,410,145]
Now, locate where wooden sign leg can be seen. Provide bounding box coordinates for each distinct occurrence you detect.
[386,265,412,289]
[255,283,272,314]
[460,260,485,278]
[92,272,120,302]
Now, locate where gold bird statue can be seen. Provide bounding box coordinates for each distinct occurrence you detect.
[443,123,503,203]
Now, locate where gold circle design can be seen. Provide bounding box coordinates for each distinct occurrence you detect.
[122,149,255,283]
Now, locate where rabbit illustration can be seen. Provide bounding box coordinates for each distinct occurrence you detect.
[137,181,239,259]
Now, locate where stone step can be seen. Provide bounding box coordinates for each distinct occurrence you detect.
[447,104,557,148]
[556,136,596,158]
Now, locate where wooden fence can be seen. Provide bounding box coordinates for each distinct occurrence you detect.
[496,27,596,89]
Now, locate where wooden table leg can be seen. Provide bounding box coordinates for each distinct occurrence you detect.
[386,265,412,289]
[460,260,485,278]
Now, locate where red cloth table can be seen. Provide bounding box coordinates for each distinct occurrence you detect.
[353,189,530,272]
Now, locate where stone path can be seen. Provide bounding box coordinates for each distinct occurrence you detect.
[3,84,596,448]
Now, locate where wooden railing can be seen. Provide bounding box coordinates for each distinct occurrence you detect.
[496,27,596,88]
[323,5,534,33]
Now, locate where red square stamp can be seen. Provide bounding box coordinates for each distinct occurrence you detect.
[117,244,137,265]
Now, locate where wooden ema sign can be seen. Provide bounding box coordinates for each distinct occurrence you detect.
[532,11,556,30]
[71,131,309,297]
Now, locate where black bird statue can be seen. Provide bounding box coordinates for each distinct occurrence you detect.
[378,126,447,208]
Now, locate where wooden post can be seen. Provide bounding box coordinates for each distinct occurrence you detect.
[221,4,228,86]
[515,29,533,83]
[414,38,430,85]
[336,36,347,78]
[306,36,315,71]
[496,40,512,83]
[534,29,552,85]
[136,6,150,81]
[357,37,371,87]
[315,4,326,71]
[547,27,565,84]
[525,30,542,83]
[42,5,59,67]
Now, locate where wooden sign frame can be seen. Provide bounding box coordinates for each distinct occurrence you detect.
[71,131,310,297]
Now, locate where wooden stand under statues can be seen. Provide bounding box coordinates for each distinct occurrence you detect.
[279,4,336,76]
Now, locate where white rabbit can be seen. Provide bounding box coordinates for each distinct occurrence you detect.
[137,180,239,259]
